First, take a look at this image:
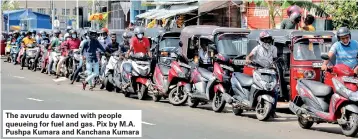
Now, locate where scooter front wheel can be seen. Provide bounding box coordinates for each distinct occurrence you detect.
[137,83,147,100]
[212,92,226,112]
[341,113,358,137]
[298,116,313,129]
[255,100,273,121]
[169,87,188,106]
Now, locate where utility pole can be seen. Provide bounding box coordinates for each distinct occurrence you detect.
[76,0,79,29]
[91,0,95,29]
[51,0,55,30]
[26,0,28,9]
[65,0,67,28]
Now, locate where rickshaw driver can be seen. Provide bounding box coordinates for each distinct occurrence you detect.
[322,27,358,74]
[198,40,212,69]
[245,30,279,118]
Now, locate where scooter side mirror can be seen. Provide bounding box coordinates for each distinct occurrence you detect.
[321,54,329,60]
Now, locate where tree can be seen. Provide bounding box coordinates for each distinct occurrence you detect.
[245,0,328,28]
[319,0,358,29]
[1,0,20,12]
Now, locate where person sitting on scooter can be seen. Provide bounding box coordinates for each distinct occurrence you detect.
[32,31,50,72]
[322,27,358,74]
[126,27,151,57]
[245,30,279,118]
[70,32,89,84]
[120,31,132,54]
[98,28,111,49]
[20,31,36,70]
[55,30,81,78]
[47,29,62,75]
[81,30,106,90]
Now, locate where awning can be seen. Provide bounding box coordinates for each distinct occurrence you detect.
[136,9,166,19]
[146,0,197,5]
[154,5,199,19]
[198,0,230,13]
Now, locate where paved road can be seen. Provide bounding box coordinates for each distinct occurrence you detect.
[1,63,354,139]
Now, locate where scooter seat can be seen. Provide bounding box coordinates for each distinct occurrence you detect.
[158,64,170,76]
[198,67,213,79]
[301,79,333,97]
[234,72,253,87]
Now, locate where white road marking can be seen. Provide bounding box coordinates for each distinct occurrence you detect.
[27,98,44,102]
[142,121,156,125]
[13,76,25,79]
[53,77,67,82]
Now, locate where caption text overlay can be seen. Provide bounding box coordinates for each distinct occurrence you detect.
[3,110,142,137]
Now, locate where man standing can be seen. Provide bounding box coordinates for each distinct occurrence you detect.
[322,27,358,74]
[81,30,106,90]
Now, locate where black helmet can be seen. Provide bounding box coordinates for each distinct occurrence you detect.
[289,12,301,23]
[20,31,26,36]
[336,27,351,40]
[89,29,98,38]
[31,30,36,34]
[26,31,32,36]
[133,27,145,35]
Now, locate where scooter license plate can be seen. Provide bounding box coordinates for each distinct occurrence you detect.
[136,61,149,65]
[233,60,245,65]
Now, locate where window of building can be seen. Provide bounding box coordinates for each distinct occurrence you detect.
[62,9,66,15]
[66,9,70,15]
[37,8,46,14]
[55,8,57,15]
[48,8,51,14]
[73,8,77,15]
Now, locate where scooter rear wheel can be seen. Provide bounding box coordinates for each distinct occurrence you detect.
[187,96,199,108]
[341,113,358,137]
[298,116,314,129]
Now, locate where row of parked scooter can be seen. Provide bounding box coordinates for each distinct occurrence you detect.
[4,26,358,137]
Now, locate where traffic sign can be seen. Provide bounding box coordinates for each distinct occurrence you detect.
[54,20,60,27]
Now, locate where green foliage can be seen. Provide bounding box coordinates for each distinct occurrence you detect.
[1,1,20,12]
[320,0,358,29]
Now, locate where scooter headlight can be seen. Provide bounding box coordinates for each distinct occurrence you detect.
[349,92,358,102]
[333,78,355,100]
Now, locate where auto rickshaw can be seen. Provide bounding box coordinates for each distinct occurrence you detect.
[179,25,249,112]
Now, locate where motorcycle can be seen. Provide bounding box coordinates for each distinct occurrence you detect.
[101,51,121,92]
[5,42,15,63]
[289,54,358,137]
[68,49,82,82]
[119,53,152,100]
[227,58,279,121]
[9,44,19,64]
[27,46,41,70]
[151,51,191,105]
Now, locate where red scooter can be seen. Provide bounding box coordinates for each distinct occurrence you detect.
[151,52,191,105]
[289,54,358,137]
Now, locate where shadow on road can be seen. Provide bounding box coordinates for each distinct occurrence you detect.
[310,126,358,138]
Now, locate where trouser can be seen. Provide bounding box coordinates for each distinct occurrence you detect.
[48,52,59,73]
[71,59,83,82]
[20,51,27,68]
[85,60,100,86]
[56,56,67,75]
[33,50,42,71]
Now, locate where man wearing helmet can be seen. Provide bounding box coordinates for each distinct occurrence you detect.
[98,28,111,49]
[246,31,279,117]
[81,30,106,90]
[322,27,358,74]
[126,27,151,57]
[47,29,62,75]
[55,30,81,78]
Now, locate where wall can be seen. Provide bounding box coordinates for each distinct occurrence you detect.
[130,1,155,23]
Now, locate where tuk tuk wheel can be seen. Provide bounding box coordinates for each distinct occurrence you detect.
[124,91,131,97]
[137,84,147,100]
